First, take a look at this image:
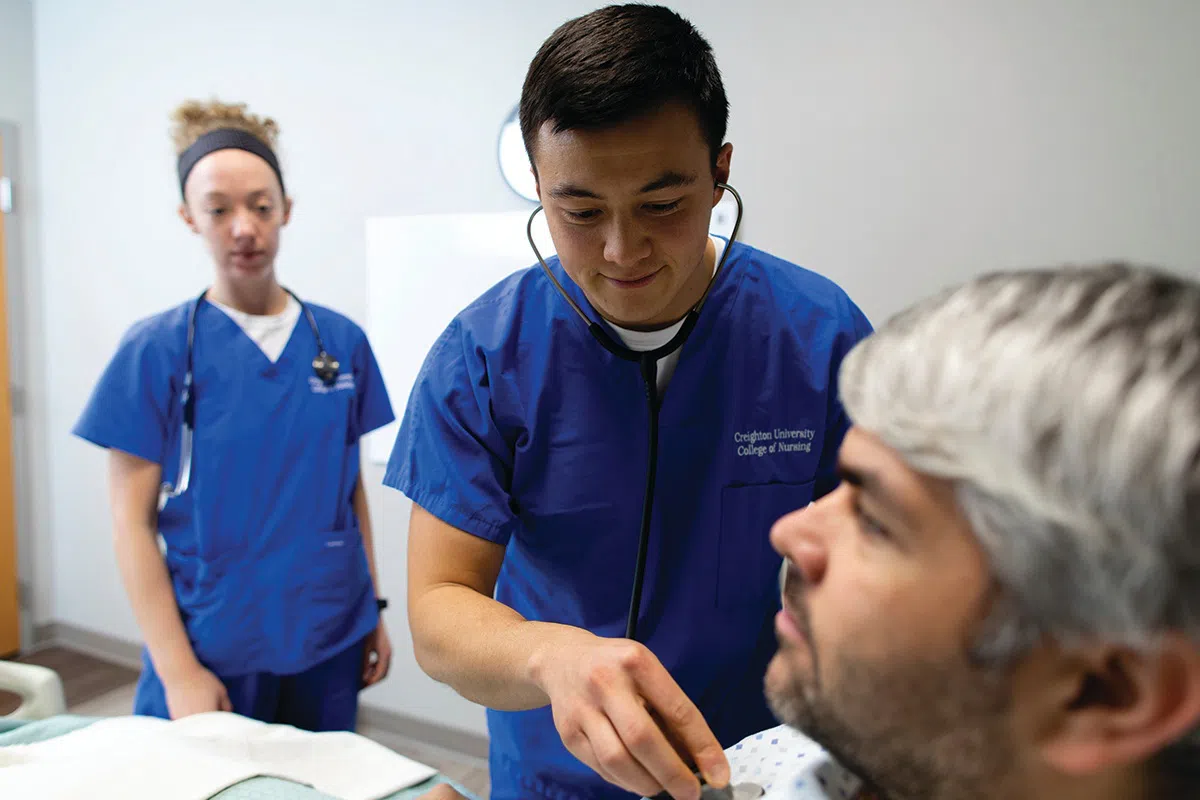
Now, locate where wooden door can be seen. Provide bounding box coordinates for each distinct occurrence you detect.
[0,134,20,656]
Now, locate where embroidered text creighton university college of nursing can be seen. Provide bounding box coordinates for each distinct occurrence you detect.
[733,427,817,458]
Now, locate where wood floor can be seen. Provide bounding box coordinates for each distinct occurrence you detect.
[11,645,141,708]
[1,646,490,798]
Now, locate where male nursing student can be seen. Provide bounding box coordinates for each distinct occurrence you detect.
[386,6,872,800]
[73,99,395,731]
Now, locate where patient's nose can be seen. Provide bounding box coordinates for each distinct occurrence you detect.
[770,501,829,587]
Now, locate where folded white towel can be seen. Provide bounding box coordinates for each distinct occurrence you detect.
[0,712,439,800]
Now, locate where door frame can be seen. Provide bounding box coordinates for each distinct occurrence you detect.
[0,120,36,651]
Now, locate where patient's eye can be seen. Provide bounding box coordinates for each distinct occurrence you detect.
[854,501,889,540]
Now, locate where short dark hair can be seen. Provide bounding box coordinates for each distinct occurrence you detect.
[519,4,729,173]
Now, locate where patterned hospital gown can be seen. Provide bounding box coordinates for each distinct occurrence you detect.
[725,725,865,800]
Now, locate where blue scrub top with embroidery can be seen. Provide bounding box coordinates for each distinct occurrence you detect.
[73,299,395,678]
[385,241,873,800]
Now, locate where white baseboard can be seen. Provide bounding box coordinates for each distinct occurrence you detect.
[33,621,142,669]
[358,704,489,761]
[30,620,490,761]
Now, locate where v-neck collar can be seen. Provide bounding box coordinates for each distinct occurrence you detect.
[540,236,747,423]
[546,235,743,354]
[200,297,307,371]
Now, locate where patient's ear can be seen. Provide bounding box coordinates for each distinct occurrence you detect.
[1029,635,1200,776]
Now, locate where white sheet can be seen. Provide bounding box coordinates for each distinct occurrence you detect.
[0,712,438,800]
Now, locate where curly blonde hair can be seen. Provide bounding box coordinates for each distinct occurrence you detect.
[169,98,280,155]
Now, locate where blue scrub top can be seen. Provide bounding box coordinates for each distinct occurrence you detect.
[385,240,872,800]
[74,298,395,678]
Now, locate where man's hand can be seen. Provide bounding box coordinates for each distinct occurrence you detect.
[530,629,730,800]
[407,504,729,798]
[363,620,394,687]
[163,663,232,719]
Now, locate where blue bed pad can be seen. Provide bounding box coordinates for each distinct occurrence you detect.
[0,715,480,800]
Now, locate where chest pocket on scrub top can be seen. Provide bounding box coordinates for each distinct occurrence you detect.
[716,480,814,611]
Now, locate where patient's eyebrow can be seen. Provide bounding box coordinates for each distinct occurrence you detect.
[836,462,911,525]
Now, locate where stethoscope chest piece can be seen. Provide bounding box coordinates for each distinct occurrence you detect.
[653,781,764,800]
[525,184,746,645]
[312,352,340,386]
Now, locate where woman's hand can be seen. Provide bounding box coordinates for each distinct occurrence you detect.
[362,620,394,687]
[163,663,232,719]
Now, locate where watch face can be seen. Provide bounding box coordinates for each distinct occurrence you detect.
[498,107,538,203]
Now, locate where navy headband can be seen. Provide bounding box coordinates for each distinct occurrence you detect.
[177,128,285,199]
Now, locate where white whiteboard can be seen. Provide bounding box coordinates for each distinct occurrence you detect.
[364,210,556,464]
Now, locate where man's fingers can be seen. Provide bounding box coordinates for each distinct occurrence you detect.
[577,711,668,799]
[559,715,621,790]
[605,692,701,800]
[632,659,729,788]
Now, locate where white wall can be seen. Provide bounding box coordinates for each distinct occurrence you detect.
[0,0,54,638]
[30,0,1200,738]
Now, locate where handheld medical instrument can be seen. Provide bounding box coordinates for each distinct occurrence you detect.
[651,777,764,800]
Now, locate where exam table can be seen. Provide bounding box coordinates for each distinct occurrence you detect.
[0,659,481,800]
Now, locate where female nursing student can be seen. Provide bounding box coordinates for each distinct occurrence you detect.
[72,99,396,731]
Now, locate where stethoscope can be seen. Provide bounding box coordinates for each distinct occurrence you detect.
[157,287,341,512]
[526,183,744,641]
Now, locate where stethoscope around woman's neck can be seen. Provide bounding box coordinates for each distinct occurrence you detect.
[526,183,745,642]
[157,286,340,512]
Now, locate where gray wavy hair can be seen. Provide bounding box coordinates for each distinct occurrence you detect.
[838,262,1200,752]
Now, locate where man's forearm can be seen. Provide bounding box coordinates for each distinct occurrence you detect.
[412,583,586,710]
[112,523,200,682]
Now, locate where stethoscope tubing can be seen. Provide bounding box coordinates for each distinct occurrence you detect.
[157,287,336,512]
[526,184,745,640]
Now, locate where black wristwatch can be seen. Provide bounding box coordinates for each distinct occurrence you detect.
[376,597,389,611]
